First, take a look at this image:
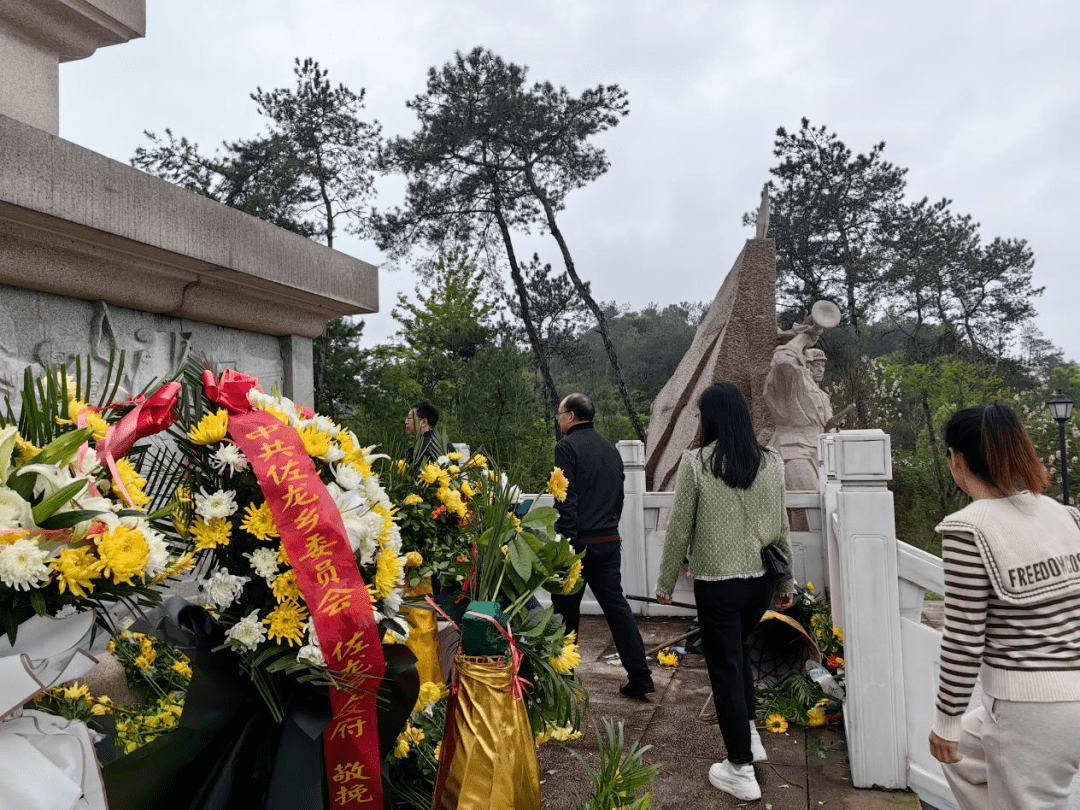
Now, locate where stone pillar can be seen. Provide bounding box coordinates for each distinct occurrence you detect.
[824,430,907,789]
[617,440,648,613]
[280,335,314,406]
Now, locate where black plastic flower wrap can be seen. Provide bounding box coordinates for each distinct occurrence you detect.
[100,596,419,810]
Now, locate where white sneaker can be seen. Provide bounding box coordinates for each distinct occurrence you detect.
[708,759,761,801]
[749,721,767,762]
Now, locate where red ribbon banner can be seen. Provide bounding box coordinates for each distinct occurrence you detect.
[203,371,386,808]
[96,381,181,507]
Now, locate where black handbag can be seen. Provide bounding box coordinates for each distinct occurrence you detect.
[760,540,790,581]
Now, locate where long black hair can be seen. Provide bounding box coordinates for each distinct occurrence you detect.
[944,403,1048,494]
[698,382,767,489]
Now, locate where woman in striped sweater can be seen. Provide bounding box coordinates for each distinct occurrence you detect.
[930,403,1080,810]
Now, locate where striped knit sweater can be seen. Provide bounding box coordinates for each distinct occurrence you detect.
[932,493,1080,742]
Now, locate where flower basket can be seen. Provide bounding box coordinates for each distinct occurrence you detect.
[459,601,509,658]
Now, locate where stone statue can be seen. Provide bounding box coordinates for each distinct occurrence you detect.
[755,186,770,239]
[763,308,854,527]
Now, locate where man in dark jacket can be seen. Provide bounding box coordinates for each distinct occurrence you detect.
[405,400,446,465]
[550,393,654,698]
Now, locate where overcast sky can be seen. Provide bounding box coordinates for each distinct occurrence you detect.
[60,0,1080,364]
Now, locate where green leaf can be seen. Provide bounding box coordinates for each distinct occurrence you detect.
[29,589,47,616]
[520,505,559,528]
[38,509,103,530]
[31,479,90,523]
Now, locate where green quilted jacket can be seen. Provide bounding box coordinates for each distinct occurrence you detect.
[655,445,793,596]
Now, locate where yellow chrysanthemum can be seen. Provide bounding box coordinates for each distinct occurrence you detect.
[0,529,29,546]
[97,525,149,584]
[12,432,39,464]
[298,423,332,459]
[62,682,89,700]
[263,406,292,426]
[49,546,104,597]
[90,702,110,716]
[413,681,445,714]
[419,463,442,485]
[147,551,196,587]
[262,599,309,646]
[370,546,404,599]
[113,457,151,508]
[66,400,109,442]
[277,542,290,565]
[805,709,827,728]
[190,516,232,551]
[657,648,679,668]
[271,568,302,602]
[434,742,442,762]
[447,451,462,461]
[448,465,460,475]
[436,487,467,518]
[393,459,407,475]
[805,581,816,594]
[404,551,424,569]
[187,409,229,445]
[392,738,410,759]
[240,501,279,541]
[402,493,423,506]
[465,454,488,469]
[546,467,569,502]
[764,713,788,734]
[171,659,192,679]
[560,559,583,595]
[549,631,581,675]
[134,654,154,673]
[459,481,474,499]
[833,626,844,643]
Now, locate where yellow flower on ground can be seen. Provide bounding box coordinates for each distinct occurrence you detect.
[392,738,410,759]
[171,659,193,679]
[135,654,154,673]
[547,467,569,502]
[560,559,583,595]
[764,713,788,734]
[240,502,279,541]
[404,724,425,744]
[97,525,150,584]
[62,682,89,700]
[190,516,233,551]
[271,569,301,602]
[263,599,309,646]
[404,551,424,569]
[187,409,229,445]
[402,493,423,506]
[657,648,679,667]
[90,702,110,716]
[50,546,104,597]
[413,681,445,714]
[806,709,827,728]
[112,457,151,508]
[549,631,581,674]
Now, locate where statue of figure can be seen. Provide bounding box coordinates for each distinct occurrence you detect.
[763,314,854,527]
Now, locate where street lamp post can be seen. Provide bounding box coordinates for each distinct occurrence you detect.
[1046,389,1075,506]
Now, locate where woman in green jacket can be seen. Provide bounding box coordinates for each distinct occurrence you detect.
[655,382,794,802]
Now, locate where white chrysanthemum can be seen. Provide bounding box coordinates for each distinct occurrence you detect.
[244,547,279,583]
[349,512,384,555]
[327,482,369,514]
[363,476,391,509]
[210,444,249,474]
[383,586,404,616]
[225,611,267,652]
[53,604,79,619]
[195,489,238,520]
[0,537,51,590]
[140,523,171,578]
[332,464,363,492]
[312,415,339,437]
[0,487,33,529]
[297,643,326,667]
[323,444,345,463]
[383,523,403,552]
[204,568,249,610]
[436,455,450,467]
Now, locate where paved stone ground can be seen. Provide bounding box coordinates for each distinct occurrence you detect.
[538,615,922,809]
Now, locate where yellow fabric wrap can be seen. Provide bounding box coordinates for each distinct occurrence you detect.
[432,655,540,810]
[402,578,443,684]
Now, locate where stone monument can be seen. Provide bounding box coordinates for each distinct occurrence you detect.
[644,223,777,491]
[0,0,377,401]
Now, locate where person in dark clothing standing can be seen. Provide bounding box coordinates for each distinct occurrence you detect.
[550,393,654,698]
[405,400,446,465]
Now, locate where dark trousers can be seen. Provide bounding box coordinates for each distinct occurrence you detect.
[550,540,652,688]
[694,575,773,766]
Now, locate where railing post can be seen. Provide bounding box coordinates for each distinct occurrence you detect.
[617,440,649,616]
[825,430,908,789]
